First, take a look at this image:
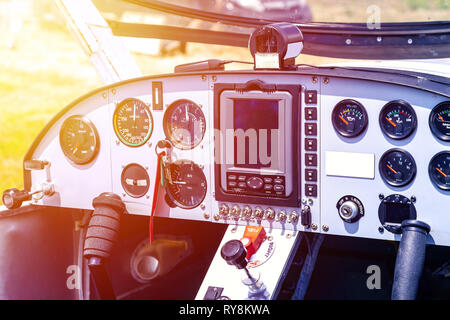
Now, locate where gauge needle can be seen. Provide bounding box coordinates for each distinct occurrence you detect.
[386,164,398,174]
[72,144,79,154]
[339,115,349,125]
[133,104,136,121]
[438,114,445,122]
[185,106,189,121]
[172,181,187,185]
[436,167,447,177]
[385,117,397,127]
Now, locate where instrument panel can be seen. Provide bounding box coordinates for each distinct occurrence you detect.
[24,69,450,246]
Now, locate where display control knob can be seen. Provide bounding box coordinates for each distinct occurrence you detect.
[220,239,247,269]
[264,208,275,220]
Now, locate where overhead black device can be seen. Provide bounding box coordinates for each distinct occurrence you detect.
[248,23,303,70]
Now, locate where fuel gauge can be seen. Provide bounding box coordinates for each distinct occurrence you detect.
[429,151,450,191]
[379,149,416,187]
[332,99,368,138]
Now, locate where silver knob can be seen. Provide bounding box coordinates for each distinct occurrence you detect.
[264,208,275,220]
[254,207,264,219]
[242,205,252,219]
[230,205,241,218]
[219,204,229,216]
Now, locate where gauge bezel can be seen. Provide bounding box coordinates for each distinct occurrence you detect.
[429,101,450,142]
[113,98,154,148]
[163,99,206,150]
[331,99,368,138]
[121,163,150,198]
[59,115,100,165]
[165,160,207,209]
[379,148,417,187]
[379,99,417,140]
[428,151,450,191]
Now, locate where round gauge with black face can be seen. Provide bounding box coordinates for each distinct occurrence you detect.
[59,115,100,165]
[121,163,150,198]
[332,99,368,138]
[429,101,450,141]
[113,98,153,147]
[165,160,207,209]
[164,100,206,150]
[379,100,417,140]
[428,151,450,191]
[379,149,416,187]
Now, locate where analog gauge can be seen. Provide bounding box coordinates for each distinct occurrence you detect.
[113,98,153,147]
[165,160,207,209]
[164,100,206,150]
[379,149,416,187]
[429,101,450,141]
[121,163,150,198]
[332,99,368,138]
[379,100,417,140]
[59,115,100,165]
[428,151,450,191]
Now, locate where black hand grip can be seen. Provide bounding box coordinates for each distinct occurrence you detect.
[83,193,125,259]
[220,239,247,269]
[391,219,431,300]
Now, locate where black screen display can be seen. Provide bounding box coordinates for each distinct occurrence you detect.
[233,99,279,168]
[385,203,411,224]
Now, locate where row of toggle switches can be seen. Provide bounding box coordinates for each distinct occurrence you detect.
[216,203,300,224]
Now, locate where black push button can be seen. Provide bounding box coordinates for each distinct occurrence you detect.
[305,169,317,182]
[305,184,317,197]
[305,138,317,151]
[305,153,317,166]
[305,123,317,136]
[305,107,317,120]
[305,90,317,104]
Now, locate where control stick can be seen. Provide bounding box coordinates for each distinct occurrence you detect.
[83,192,125,300]
[391,220,431,300]
[220,239,269,300]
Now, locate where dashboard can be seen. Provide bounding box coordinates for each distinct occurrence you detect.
[22,68,450,247]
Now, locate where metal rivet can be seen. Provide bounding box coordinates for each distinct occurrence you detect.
[111,88,116,94]
[200,204,206,210]
[204,213,210,219]
[378,226,384,233]
[408,38,413,44]
[102,92,107,99]
[346,39,352,45]
[377,36,382,42]
[311,223,318,231]
[231,227,237,233]
[323,77,329,84]
[286,233,292,239]
[312,76,318,83]
[116,140,120,145]
[379,193,384,200]
[411,196,416,203]
[213,214,220,221]
[212,76,217,82]
[322,225,329,232]
[201,75,207,81]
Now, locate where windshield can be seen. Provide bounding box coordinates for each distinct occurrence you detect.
[150,0,450,23]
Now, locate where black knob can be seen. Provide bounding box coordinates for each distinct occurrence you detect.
[220,239,247,269]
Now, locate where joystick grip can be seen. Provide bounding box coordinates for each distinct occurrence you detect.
[220,239,247,269]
